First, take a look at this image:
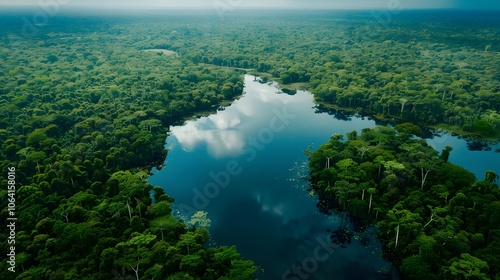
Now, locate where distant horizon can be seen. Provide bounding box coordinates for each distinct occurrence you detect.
[1,4,500,11]
[1,0,499,10]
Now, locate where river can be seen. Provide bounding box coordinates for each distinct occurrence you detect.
[149,75,500,280]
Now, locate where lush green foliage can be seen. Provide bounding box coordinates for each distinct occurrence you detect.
[308,125,500,279]
[1,9,498,279]
[0,13,255,280]
[180,11,500,138]
[4,10,497,140]
[0,11,500,139]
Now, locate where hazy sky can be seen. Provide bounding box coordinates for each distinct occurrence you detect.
[1,0,499,9]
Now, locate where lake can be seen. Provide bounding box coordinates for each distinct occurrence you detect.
[149,75,500,280]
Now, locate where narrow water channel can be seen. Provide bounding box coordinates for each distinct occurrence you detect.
[149,75,500,280]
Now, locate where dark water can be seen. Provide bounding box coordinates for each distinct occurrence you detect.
[149,75,499,280]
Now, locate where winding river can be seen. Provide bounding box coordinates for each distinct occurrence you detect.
[149,75,500,280]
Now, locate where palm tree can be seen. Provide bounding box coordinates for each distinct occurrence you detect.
[373,207,383,221]
[387,208,418,249]
[325,156,333,169]
[387,209,401,249]
[399,98,408,115]
[485,170,499,183]
[367,187,377,213]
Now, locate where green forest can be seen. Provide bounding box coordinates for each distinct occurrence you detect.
[0,11,255,280]
[174,12,500,139]
[308,124,500,279]
[0,8,499,280]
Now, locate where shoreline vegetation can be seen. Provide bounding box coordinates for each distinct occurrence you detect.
[185,11,500,141]
[310,100,500,143]
[307,125,500,279]
[211,66,499,142]
[0,12,257,278]
[0,9,498,280]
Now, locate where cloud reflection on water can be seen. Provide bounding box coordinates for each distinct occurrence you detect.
[171,76,310,158]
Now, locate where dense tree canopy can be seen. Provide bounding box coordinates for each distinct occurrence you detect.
[0,11,255,279]
[308,125,500,279]
[136,11,498,139]
[0,8,498,279]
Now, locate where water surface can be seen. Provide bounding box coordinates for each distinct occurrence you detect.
[149,75,499,279]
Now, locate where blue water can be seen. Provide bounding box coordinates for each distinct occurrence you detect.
[423,133,499,181]
[149,75,499,280]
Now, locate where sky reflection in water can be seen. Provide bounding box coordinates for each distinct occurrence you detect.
[150,75,498,280]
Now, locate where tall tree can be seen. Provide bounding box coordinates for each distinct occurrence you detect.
[386,207,421,249]
[415,159,438,190]
[367,187,377,213]
[485,170,498,183]
[440,146,453,163]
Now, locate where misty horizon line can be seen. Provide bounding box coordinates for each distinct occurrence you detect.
[0,4,499,11]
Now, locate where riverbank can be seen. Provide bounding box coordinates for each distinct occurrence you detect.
[307,125,499,279]
[149,75,399,279]
[242,71,499,143]
[311,99,500,143]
